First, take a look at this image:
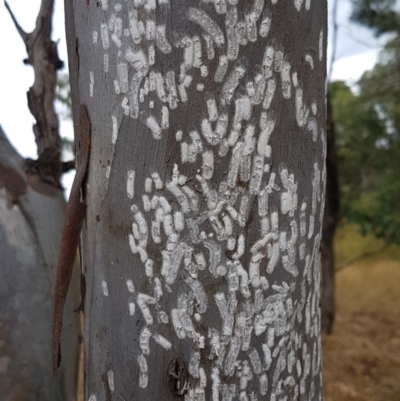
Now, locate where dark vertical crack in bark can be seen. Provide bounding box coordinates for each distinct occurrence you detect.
[321,91,340,334]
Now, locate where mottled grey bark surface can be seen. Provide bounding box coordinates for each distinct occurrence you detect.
[0,128,79,401]
[66,0,327,399]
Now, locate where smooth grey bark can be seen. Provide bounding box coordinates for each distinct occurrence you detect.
[0,128,79,401]
[66,1,327,399]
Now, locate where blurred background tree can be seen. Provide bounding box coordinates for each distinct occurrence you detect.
[351,0,400,36]
[56,72,74,157]
[346,0,400,244]
[332,1,400,247]
[331,76,400,244]
[321,0,400,334]
[321,4,400,399]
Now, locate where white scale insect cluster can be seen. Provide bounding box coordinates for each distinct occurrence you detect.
[91,0,325,399]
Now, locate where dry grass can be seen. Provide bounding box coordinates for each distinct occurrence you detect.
[323,226,400,401]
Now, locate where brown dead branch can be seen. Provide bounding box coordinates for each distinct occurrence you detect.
[5,0,64,186]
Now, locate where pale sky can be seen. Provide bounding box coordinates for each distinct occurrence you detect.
[0,0,389,195]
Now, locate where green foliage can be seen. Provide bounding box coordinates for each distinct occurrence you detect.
[347,170,400,243]
[359,38,400,131]
[61,136,74,154]
[330,81,385,200]
[333,0,400,244]
[55,72,72,120]
[331,38,400,244]
[55,72,75,157]
[350,0,400,36]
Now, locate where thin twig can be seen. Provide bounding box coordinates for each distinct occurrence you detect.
[4,1,28,42]
[336,243,389,272]
[328,0,339,81]
[62,160,76,173]
[339,23,386,50]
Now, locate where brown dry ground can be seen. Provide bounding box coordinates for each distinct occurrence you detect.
[323,226,400,401]
[77,226,400,400]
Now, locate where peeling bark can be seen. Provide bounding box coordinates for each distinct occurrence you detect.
[66,1,327,399]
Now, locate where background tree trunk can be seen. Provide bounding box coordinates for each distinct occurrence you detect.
[0,128,79,400]
[66,1,327,399]
[320,92,339,335]
[0,1,79,399]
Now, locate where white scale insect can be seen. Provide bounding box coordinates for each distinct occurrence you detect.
[214,55,229,83]
[259,10,271,38]
[153,333,172,350]
[225,6,238,61]
[89,71,94,97]
[221,65,246,105]
[137,354,148,388]
[156,25,172,54]
[126,170,135,199]
[188,8,225,47]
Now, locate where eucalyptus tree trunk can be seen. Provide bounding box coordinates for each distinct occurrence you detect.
[65,0,327,399]
[0,1,79,399]
[0,129,79,401]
